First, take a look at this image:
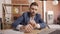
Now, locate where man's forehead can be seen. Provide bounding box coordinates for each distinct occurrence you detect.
[31,5,38,9]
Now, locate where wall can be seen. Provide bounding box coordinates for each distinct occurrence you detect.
[0,0,4,18]
[46,1,60,24]
[0,0,11,18]
[46,1,60,21]
[58,1,60,15]
[12,0,29,4]
[11,0,44,20]
[35,0,43,18]
[11,0,29,20]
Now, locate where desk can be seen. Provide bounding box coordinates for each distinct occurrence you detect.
[24,30,40,34]
[1,27,49,34]
[25,27,48,34]
[2,27,60,34]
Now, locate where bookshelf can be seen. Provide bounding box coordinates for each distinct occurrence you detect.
[2,4,29,29]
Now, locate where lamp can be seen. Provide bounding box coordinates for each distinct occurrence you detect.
[28,0,35,4]
[53,0,58,5]
[13,7,19,14]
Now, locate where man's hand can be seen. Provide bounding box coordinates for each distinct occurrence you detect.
[20,24,33,33]
[24,24,33,33]
[29,20,37,28]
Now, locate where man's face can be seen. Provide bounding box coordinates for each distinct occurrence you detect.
[30,5,38,16]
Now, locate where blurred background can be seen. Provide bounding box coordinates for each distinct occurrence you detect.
[0,0,60,31]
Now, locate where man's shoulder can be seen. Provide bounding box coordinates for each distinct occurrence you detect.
[36,13,41,16]
[22,12,29,16]
[23,12,29,14]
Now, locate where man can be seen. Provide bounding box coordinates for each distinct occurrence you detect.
[12,2,46,33]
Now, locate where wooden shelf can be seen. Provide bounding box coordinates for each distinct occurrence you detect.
[2,3,29,29]
[2,4,29,6]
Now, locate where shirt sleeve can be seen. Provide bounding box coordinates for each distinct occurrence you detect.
[37,14,46,29]
[12,13,24,29]
[16,25,23,30]
[36,24,40,28]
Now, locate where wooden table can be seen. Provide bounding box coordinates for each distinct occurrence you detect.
[1,27,49,34]
[24,30,40,34]
[24,27,49,34]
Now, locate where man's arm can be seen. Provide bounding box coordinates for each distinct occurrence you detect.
[16,25,23,30]
[37,14,46,29]
[12,15,24,30]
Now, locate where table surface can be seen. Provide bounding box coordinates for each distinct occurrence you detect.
[24,30,41,34]
[2,29,43,34]
[2,27,56,34]
[24,27,49,34]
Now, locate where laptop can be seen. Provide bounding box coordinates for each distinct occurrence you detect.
[38,29,60,34]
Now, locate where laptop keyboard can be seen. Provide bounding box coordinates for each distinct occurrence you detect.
[49,30,60,34]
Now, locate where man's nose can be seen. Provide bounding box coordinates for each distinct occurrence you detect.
[32,11,35,13]
[32,10,35,12]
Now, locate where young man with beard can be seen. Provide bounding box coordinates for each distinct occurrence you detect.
[12,2,46,33]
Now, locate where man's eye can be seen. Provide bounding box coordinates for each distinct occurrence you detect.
[35,9,37,11]
[31,8,34,10]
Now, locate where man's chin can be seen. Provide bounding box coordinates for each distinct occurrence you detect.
[32,14,35,16]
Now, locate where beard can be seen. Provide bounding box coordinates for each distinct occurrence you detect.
[30,12,36,16]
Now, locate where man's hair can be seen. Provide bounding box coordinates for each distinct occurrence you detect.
[30,2,38,8]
